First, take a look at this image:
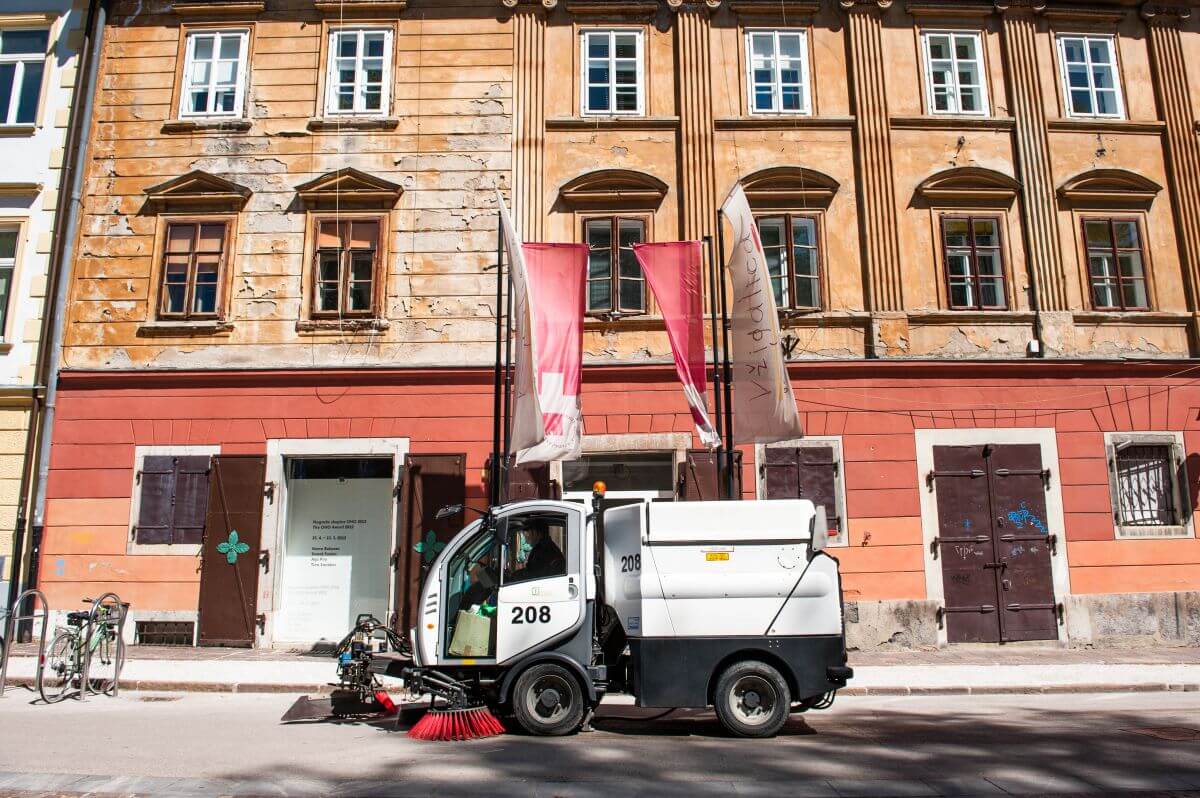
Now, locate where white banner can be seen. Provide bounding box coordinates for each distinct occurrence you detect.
[497,193,545,455]
[721,185,805,444]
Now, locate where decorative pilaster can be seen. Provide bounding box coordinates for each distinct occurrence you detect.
[1142,2,1200,349]
[509,3,549,240]
[996,1,1069,312]
[675,5,718,242]
[841,0,904,319]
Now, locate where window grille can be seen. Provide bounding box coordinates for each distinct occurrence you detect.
[135,620,195,646]
[1114,444,1178,527]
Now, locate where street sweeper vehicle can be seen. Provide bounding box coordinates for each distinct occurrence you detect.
[352,487,853,739]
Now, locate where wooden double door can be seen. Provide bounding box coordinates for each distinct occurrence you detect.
[932,444,1058,644]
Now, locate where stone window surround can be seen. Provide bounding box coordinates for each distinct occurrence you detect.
[754,436,849,548]
[917,28,991,117]
[578,27,646,117]
[0,18,54,131]
[177,26,251,120]
[548,432,692,495]
[743,27,813,117]
[316,21,398,121]
[1105,430,1194,540]
[127,445,221,556]
[148,213,239,326]
[1053,31,1127,121]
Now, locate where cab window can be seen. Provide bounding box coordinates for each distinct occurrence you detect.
[443,526,500,658]
[502,511,568,585]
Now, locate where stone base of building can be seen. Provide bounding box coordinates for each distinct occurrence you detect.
[846,592,1200,650]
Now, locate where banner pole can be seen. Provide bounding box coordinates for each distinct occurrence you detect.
[490,213,505,508]
[501,237,515,505]
[702,235,724,461]
[715,210,736,500]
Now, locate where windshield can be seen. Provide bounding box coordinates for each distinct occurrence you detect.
[443,524,500,658]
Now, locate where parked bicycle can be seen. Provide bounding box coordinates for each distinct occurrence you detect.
[38,598,127,703]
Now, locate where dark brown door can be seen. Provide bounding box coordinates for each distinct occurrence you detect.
[197,455,266,647]
[932,444,1056,644]
[393,454,466,636]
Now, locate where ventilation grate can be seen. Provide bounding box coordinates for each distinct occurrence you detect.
[135,620,195,646]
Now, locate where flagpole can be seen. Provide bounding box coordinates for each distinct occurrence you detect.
[702,235,724,463]
[490,213,505,508]
[715,210,736,500]
[501,237,515,505]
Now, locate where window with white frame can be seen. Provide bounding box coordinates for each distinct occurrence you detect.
[0,226,17,335]
[746,30,811,115]
[1106,432,1192,539]
[1057,34,1124,118]
[179,29,249,118]
[921,31,988,115]
[581,29,643,116]
[325,28,392,116]
[0,28,49,126]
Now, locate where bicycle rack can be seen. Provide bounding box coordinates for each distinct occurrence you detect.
[78,593,129,702]
[0,589,50,699]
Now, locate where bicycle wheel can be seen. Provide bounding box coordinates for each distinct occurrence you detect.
[39,631,77,703]
[89,627,125,696]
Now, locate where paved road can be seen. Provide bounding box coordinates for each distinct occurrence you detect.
[0,690,1198,796]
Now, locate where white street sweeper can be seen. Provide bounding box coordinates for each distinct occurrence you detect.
[285,487,852,739]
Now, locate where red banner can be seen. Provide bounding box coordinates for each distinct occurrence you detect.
[516,242,588,464]
[633,241,720,448]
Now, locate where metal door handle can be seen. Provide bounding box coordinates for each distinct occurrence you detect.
[568,584,579,599]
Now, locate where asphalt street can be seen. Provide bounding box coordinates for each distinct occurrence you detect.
[0,690,1198,796]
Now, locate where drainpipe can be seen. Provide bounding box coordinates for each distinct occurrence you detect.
[10,0,106,638]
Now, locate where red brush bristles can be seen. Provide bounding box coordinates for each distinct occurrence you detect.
[407,705,505,741]
[374,691,397,715]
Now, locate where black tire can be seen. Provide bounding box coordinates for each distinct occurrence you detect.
[39,631,76,704]
[511,663,586,737]
[88,629,125,696]
[713,660,791,738]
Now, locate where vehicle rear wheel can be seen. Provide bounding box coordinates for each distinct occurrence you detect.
[511,663,585,737]
[713,660,790,738]
[39,631,76,704]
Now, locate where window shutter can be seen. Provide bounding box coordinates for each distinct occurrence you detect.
[135,456,177,544]
[796,446,841,534]
[505,456,555,501]
[678,449,742,500]
[172,456,213,544]
[762,447,800,499]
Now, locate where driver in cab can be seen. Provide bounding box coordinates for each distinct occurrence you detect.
[512,519,564,581]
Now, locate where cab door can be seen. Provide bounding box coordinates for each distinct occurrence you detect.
[495,505,584,664]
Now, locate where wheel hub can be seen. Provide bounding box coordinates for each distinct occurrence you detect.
[743,690,761,710]
[537,688,561,710]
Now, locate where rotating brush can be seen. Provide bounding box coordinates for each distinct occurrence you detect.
[407,704,505,741]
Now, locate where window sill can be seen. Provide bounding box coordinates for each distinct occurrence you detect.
[909,310,1037,325]
[583,314,662,332]
[890,115,1016,131]
[1047,118,1166,135]
[714,116,855,131]
[547,116,680,131]
[136,320,235,337]
[129,541,202,556]
[779,311,869,329]
[296,318,390,333]
[0,341,13,354]
[0,124,37,137]
[307,117,399,132]
[162,118,252,134]
[1073,310,1190,325]
[1114,525,1193,540]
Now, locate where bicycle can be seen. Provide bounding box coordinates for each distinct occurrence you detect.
[38,598,127,704]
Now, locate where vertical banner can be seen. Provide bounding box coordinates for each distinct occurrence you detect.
[632,241,720,448]
[515,242,588,464]
[720,185,805,444]
[497,194,545,455]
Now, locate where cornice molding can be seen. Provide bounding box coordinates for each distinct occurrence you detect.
[1057,167,1163,206]
[992,0,1046,16]
[1047,118,1166,135]
[563,0,658,15]
[665,0,723,11]
[313,0,407,11]
[500,0,559,9]
[558,168,669,209]
[839,0,893,11]
[295,167,403,209]
[1140,2,1193,25]
[906,1,993,17]
[0,182,42,197]
[170,0,265,15]
[714,115,856,130]
[741,166,841,208]
[1040,5,1126,23]
[890,114,1016,131]
[914,166,1020,204]
[728,0,820,17]
[547,116,680,130]
[143,170,252,211]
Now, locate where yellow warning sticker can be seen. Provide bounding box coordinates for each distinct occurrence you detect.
[705,552,730,561]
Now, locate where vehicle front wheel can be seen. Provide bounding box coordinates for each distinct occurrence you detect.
[713,660,791,738]
[511,663,585,736]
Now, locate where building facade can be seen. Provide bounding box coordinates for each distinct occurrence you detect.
[1,0,90,613]
[37,0,1200,649]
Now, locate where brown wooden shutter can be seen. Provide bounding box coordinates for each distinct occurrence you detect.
[136,456,178,544]
[763,446,840,533]
[394,453,466,635]
[172,456,213,544]
[678,449,742,500]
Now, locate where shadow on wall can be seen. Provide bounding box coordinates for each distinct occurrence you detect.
[1185,453,1200,514]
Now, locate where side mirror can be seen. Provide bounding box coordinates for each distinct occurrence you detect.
[810,504,829,553]
[435,503,464,520]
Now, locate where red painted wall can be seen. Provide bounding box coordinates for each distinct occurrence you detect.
[39,362,1200,612]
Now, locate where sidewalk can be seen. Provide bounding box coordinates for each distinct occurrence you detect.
[3,642,1198,695]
